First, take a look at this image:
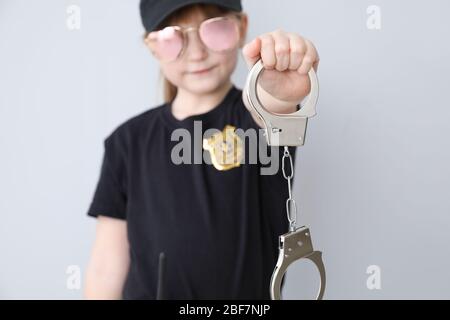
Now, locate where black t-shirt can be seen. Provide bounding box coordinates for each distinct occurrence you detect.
[87,84,296,299]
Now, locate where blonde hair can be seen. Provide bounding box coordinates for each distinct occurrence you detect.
[143,4,242,103]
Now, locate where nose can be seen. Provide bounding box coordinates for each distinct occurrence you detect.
[184,29,208,61]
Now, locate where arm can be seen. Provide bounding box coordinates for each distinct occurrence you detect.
[84,216,130,299]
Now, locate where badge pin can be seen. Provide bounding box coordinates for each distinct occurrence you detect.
[203,125,243,171]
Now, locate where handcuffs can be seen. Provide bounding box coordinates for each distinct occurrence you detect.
[244,59,326,300]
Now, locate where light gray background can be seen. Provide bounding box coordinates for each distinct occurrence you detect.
[0,0,449,299]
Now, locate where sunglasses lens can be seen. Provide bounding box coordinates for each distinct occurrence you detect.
[150,27,183,61]
[200,18,239,52]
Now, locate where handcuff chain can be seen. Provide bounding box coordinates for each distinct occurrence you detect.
[282,146,297,231]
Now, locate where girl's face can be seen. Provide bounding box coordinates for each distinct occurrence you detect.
[146,9,248,95]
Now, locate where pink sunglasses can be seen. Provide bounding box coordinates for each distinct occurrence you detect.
[146,14,242,62]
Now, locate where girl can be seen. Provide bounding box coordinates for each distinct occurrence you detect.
[85,0,319,299]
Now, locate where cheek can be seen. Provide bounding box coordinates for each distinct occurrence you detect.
[211,50,239,72]
[160,63,183,83]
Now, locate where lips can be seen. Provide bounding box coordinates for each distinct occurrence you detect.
[189,66,215,74]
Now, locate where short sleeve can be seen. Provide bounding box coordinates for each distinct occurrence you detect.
[87,132,128,220]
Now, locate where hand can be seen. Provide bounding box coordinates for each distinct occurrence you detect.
[242,29,320,104]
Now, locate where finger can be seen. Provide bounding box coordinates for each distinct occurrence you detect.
[304,38,320,72]
[271,29,290,71]
[305,39,320,72]
[297,38,316,75]
[242,37,262,69]
[260,34,276,70]
[287,33,307,71]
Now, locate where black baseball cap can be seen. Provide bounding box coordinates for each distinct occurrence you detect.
[139,0,243,32]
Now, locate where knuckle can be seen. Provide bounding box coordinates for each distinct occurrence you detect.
[275,45,290,55]
[290,46,305,55]
[302,56,314,64]
[260,34,272,42]
[289,42,306,55]
[273,28,284,34]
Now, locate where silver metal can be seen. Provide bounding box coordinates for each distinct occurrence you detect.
[270,227,326,300]
[285,199,297,232]
[282,146,297,231]
[148,14,243,62]
[244,59,319,146]
[282,146,294,180]
[244,58,325,300]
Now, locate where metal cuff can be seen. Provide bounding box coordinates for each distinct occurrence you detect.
[244,59,319,147]
[270,226,326,300]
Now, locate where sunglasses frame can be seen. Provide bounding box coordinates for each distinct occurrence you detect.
[146,13,243,62]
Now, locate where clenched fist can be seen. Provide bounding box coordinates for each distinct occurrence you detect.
[242,29,320,104]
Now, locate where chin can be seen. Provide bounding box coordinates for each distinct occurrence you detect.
[183,77,224,93]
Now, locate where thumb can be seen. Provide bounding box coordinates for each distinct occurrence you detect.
[242,37,261,70]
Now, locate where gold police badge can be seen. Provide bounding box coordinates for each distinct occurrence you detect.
[202,125,243,171]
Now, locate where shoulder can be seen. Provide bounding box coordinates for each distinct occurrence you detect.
[104,103,166,151]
